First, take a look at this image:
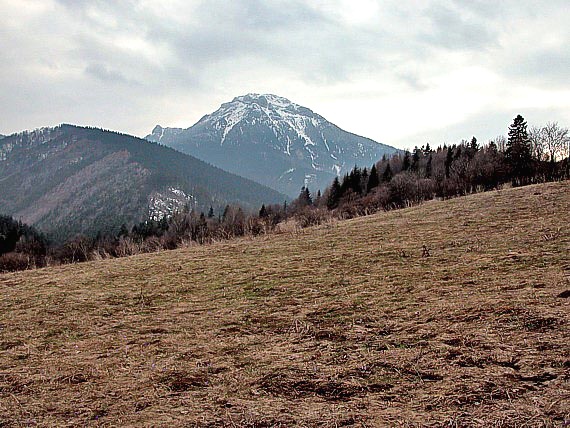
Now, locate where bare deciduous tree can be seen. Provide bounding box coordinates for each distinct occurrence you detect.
[530,122,570,162]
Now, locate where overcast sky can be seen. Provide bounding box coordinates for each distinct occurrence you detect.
[1,0,568,149]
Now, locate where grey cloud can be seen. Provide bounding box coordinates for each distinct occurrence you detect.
[504,48,570,87]
[398,73,429,91]
[133,1,386,87]
[84,63,130,84]
[421,3,499,50]
[0,0,567,146]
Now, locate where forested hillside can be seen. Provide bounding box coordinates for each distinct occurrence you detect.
[0,125,285,242]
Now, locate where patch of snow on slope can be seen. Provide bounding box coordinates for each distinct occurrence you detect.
[212,102,249,145]
[149,187,195,221]
[278,168,296,181]
[278,110,316,147]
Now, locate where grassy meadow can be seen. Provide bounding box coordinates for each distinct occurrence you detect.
[1,181,569,427]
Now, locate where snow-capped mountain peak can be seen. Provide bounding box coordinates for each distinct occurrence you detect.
[202,93,323,147]
[146,94,399,196]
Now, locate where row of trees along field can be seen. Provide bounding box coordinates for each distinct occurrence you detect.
[1,115,568,272]
[289,116,569,219]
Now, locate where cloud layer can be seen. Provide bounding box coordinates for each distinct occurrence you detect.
[1,0,568,149]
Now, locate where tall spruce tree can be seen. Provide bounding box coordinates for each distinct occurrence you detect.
[367,164,380,193]
[259,204,268,218]
[411,147,420,172]
[506,115,534,186]
[445,147,454,178]
[425,154,433,178]
[327,177,341,209]
[470,136,479,152]
[297,186,312,207]
[402,151,411,171]
[382,163,393,182]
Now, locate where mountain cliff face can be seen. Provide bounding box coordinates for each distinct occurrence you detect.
[147,94,399,196]
[0,125,285,241]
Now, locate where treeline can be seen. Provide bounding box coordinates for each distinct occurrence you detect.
[287,116,569,222]
[0,204,288,272]
[0,215,48,271]
[1,115,568,273]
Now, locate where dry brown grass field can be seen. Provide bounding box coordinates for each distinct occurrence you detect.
[1,182,569,427]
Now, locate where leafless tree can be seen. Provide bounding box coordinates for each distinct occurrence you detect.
[531,122,569,162]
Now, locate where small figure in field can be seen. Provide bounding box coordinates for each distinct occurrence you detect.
[422,245,431,258]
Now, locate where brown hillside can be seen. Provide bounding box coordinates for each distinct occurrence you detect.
[1,182,569,427]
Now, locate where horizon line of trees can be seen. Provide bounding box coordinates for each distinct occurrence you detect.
[1,115,568,273]
[291,116,568,214]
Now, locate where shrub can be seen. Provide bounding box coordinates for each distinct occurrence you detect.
[295,207,331,228]
[0,252,32,272]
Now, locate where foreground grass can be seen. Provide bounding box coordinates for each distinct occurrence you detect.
[1,182,569,427]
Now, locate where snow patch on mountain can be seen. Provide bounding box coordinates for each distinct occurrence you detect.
[216,102,249,145]
[203,94,324,152]
[149,187,195,221]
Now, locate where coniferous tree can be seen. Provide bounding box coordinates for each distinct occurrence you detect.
[425,154,433,178]
[259,204,268,218]
[445,147,454,178]
[470,136,479,152]
[506,115,534,186]
[304,187,312,206]
[402,151,411,171]
[207,206,215,219]
[382,163,393,182]
[361,168,369,194]
[454,146,462,160]
[367,164,379,193]
[297,186,312,207]
[411,147,420,172]
[327,176,341,209]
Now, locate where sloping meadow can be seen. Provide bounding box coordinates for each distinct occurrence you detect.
[1,181,568,426]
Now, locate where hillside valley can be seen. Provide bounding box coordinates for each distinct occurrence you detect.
[147,94,399,197]
[0,125,285,241]
[0,181,568,426]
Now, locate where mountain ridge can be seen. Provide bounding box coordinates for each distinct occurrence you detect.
[147,94,400,196]
[0,124,286,241]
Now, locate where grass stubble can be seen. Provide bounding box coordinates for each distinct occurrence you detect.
[0,182,569,427]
